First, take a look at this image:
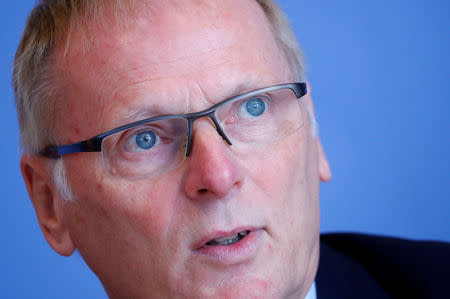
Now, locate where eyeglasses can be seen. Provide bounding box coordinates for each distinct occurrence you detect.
[41,83,307,179]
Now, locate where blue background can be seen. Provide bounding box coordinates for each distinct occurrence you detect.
[2,1,449,298]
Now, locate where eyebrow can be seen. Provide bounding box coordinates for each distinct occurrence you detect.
[117,97,191,126]
[219,81,262,102]
[123,105,172,122]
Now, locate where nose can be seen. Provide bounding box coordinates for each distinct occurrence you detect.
[184,119,242,200]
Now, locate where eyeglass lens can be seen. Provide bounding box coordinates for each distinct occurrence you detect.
[101,87,304,179]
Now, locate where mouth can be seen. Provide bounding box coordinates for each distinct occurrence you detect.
[193,228,263,263]
[204,230,250,246]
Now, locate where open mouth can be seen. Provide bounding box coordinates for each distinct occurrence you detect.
[194,228,262,262]
[204,230,250,246]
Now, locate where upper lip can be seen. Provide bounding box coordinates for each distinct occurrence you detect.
[192,226,261,250]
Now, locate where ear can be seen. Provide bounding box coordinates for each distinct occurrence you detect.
[305,82,332,183]
[20,155,76,256]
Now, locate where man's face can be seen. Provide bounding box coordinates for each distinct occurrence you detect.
[49,1,329,298]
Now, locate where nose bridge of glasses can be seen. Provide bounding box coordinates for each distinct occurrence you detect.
[185,112,232,157]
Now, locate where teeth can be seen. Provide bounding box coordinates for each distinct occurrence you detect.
[206,231,250,246]
[213,233,239,243]
[239,231,249,237]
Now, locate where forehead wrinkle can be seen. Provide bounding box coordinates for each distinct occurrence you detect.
[103,80,191,128]
[102,54,283,127]
[102,46,243,116]
[110,46,235,89]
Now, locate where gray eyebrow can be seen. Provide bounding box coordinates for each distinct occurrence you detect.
[120,100,189,124]
[217,81,262,102]
[123,106,168,121]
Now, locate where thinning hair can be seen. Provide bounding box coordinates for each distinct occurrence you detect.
[13,0,309,200]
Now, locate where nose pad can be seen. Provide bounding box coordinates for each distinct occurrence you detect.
[185,114,232,157]
[210,116,232,146]
[183,118,241,199]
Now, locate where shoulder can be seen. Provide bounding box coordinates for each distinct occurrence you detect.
[316,233,450,299]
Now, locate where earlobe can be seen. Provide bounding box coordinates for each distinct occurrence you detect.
[20,155,76,256]
[317,142,332,182]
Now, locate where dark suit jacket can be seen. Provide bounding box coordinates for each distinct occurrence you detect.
[316,233,450,299]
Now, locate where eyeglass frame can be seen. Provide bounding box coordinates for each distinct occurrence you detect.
[40,82,307,159]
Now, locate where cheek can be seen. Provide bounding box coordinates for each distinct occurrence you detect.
[95,180,177,238]
[243,133,312,201]
[241,132,320,238]
[64,156,182,252]
[61,169,188,291]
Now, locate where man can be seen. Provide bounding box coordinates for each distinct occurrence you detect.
[13,0,449,298]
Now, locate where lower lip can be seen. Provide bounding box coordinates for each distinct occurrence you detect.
[193,230,264,264]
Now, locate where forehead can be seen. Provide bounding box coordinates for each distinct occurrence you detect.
[54,0,292,142]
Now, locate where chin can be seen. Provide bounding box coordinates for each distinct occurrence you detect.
[190,278,277,299]
[175,269,301,299]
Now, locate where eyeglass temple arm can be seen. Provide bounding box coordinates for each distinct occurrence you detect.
[40,83,307,159]
[40,138,102,158]
[291,82,307,98]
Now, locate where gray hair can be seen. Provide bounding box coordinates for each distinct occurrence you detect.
[13,0,311,200]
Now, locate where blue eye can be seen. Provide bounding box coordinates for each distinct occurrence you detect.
[136,131,157,149]
[245,98,266,117]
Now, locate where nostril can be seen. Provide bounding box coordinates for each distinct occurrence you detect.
[199,189,208,193]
